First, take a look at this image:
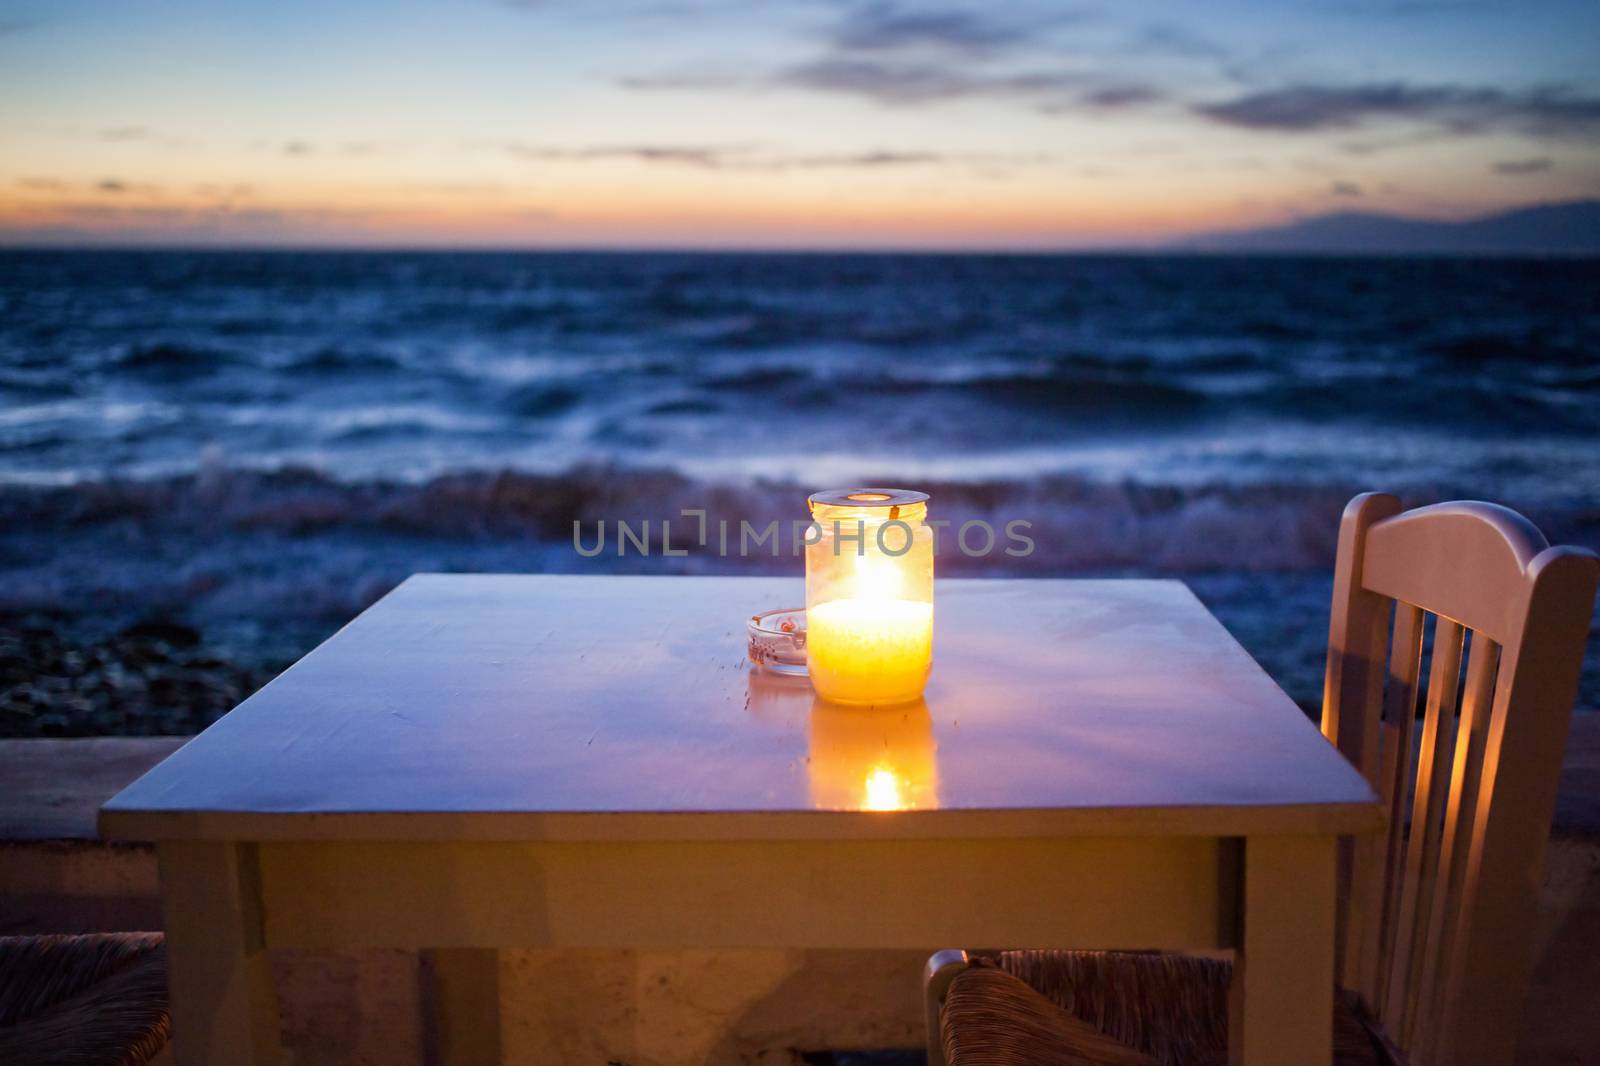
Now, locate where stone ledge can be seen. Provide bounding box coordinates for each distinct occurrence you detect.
[0,737,179,934]
[0,841,162,934]
[0,736,188,841]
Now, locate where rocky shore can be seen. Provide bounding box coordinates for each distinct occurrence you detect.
[0,616,285,737]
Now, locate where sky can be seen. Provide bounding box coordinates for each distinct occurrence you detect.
[1,0,1598,249]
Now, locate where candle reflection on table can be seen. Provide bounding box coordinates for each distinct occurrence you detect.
[807,697,939,811]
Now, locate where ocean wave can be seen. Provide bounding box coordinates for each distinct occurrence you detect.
[502,382,583,417]
[692,358,1597,432]
[641,397,721,417]
[701,365,813,392]
[5,463,1593,573]
[1428,332,1594,367]
[5,467,1596,721]
[282,346,406,375]
[0,371,76,398]
[1264,376,1600,434]
[696,359,1216,414]
[964,372,1209,415]
[111,341,239,379]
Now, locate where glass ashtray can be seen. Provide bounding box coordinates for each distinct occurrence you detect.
[747,607,808,676]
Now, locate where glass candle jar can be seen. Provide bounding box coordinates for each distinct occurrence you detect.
[804,488,934,705]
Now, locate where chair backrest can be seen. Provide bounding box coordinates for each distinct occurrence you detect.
[1318,496,1593,1062]
[1320,493,1598,1066]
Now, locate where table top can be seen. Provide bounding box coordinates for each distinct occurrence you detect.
[100,575,1380,842]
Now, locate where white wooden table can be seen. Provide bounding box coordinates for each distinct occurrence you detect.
[101,575,1380,1065]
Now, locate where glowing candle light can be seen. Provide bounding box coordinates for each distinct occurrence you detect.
[862,765,906,811]
[805,488,934,706]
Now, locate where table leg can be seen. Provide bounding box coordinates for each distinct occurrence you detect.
[421,948,502,1065]
[1228,835,1336,1066]
[157,842,283,1066]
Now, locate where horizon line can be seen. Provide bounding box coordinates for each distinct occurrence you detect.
[3,197,1593,258]
[2,241,1597,259]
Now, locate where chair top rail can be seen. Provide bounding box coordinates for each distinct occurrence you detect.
[1360,501,1554,645]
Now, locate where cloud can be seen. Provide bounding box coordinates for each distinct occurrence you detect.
[616,72,743,91]
[95,178,162,195]
[83,127,190,150]
[777,58,1002,103]
[822,3,1041,57]
[505,142,1043,171]
[1335,129,1456,156]
[1196,82,1600,138]
[775,57,1169,115]
[617,5,1164,118]
[15,177,164,196]
[775,56,1154,111]
[509,143,733,167]
[1330,180,1363,197]
[264,139,388,158]
[1079,85,1164,109]
[13,201,375,237]
[786,149,943,167]
[1491,157,1553,175]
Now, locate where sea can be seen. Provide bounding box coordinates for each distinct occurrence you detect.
[2,249,1597,718]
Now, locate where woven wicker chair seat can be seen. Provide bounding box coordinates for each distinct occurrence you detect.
[0,933,171,1066]
[942,951,1390,1066]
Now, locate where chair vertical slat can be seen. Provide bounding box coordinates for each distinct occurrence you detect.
[1340,599,1396,1004]
[1323,493,1404,991]
[1370,602,1425,1017]
[1363,726,1399,1006]
[1386,616,1463,1046]
[1410,632,1499,1062]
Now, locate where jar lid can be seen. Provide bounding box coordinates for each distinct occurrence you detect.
[808,488,929,511]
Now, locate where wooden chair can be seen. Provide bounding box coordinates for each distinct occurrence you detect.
[926,494,1599,1066]
[0,932,171,1065]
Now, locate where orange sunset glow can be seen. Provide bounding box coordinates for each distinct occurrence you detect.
[3,0,1598,249]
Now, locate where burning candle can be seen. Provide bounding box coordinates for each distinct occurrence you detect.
[805,488,933,705]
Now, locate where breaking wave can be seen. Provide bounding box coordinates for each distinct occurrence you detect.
[5,463,1594,575]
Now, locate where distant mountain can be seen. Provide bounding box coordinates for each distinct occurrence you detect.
[1179,200,1600,255]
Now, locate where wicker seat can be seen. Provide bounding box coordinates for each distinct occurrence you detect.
[940,951,1391,1066]
[0,933,171,1066]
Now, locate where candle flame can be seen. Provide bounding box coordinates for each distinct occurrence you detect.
[852,550,903,600]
